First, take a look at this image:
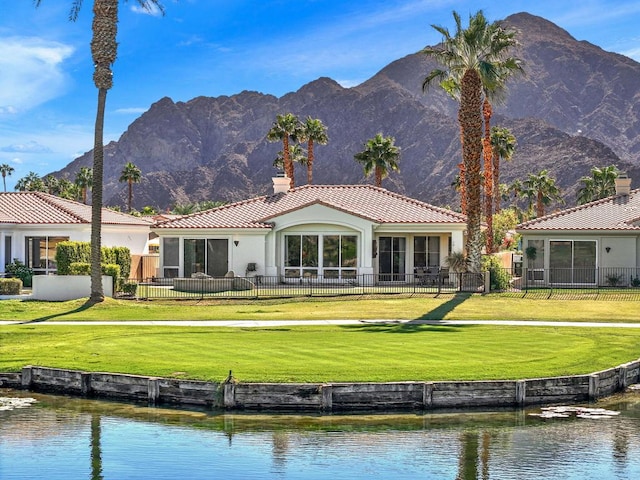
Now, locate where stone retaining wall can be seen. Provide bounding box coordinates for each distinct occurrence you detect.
[1,360,639,412]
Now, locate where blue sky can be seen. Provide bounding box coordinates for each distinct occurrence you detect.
[1,0,639,191]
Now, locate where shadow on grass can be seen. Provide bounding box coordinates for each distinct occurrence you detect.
[18,299,98,324]
[338,293,475,334]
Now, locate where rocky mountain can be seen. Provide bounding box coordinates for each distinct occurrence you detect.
[53,12,640,211]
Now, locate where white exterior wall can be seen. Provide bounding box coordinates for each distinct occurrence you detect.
[267,204,374,277]
[156,230,270,278]
[0,224,150,274]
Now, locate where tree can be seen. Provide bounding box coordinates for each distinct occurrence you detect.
[490,127,517,213]
[119,161,142,212]
[75,166,93,204]
[266,113,303,188]
[422,11,521,271]
[576,165,619,205]
[522,170,563,218]
[273,144,307,173]
[35,0,165,303]
[354,133,400,188]
[0,163,14,192]
[14,171,46,192]
[299,116,328,185]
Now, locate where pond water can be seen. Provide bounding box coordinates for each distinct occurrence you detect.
[2,388,640,479]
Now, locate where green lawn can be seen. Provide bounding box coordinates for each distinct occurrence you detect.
[2,294,640,383]
[2,323,640,383]
[2,293,640,322]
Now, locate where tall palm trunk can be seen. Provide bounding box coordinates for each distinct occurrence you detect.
[459,69,484,273]
[283,136,293,188]
[492,150,501,213]
[307,139,314,184]
[127,179,133,212]
[374,166,383,188]
[90,0,118,303]
[482,98,494,253]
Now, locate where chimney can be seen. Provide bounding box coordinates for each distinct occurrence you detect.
[272,173,291,194]
[615,173,631,196]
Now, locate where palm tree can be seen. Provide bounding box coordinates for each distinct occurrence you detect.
[273,144,307,173]
[576,165,619,204]
[15,171,46,192]
[119,161,142,212]
[354,133,400,188]
[422,11,521,271]
[0,163,14,192]
[75,166,93,204]
[299,116,328,185]
[522,170,563,218]
[266,113,303,188]
[490,127,517,213]
[35,0,165,303]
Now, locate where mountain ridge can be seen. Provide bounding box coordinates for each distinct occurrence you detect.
[53,12,640,211]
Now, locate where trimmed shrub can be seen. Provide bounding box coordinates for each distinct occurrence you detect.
[0,278,22,295]
[102,263,122,291]
[482,255,512,291]
[56,241,91,275]
[55,241,131,290]
[5,260,33,288]
[69,262,91,275]
[121,281,138,296]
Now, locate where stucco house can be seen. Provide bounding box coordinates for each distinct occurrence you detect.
[516,175,640,287]
[151,180,467,284]
[0,191,154,276]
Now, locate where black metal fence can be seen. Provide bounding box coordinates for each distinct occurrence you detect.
[117,267,640,301]
[491,266,640,300]
[125,272,486,300]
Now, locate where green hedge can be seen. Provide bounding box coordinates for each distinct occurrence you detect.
[0,278,22,295]
[55,241,131,290]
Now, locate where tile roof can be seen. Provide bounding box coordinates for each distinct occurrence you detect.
[153,184,467,230]
[0,192,154,226]
[517,189,640,231]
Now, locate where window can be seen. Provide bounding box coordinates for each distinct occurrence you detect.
[163,237,179,278]
[549,240,596,284]
[4,236,11,268]
[414,236,440,269]
[184,239,229,277]
[379,236,406,281]
[285,234,357,280]
[322,235,357,279]
[285,235,319,278]
[25,236,68,274]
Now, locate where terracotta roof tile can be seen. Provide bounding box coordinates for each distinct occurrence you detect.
[154,185,466,229]
[0,192,153,226]
[517,189,640,231]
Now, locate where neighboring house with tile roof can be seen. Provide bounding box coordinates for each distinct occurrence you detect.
[152,180,467,283]
[0,192,154,276]
[516,176,640,286]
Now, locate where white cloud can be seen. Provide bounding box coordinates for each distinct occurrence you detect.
[0,141,52,153]
[0,36,74,114]
[130,3,163,17]
[114,107,148,115]
[621,46,640,61]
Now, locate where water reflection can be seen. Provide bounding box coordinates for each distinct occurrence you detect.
[1,389,640,479]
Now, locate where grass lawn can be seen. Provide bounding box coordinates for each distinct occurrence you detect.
[2,323,640,383]
[1,293,640,322]
[2,294,640,383]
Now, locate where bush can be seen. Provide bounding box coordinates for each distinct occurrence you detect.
[121,281,138,296]
[102,263,122,291]
[0,278,22,295]
[55,241,131,290]
[5,259,33,288]
[56,242,91,275]
[482,255,512,291]
[69,262,91,275]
